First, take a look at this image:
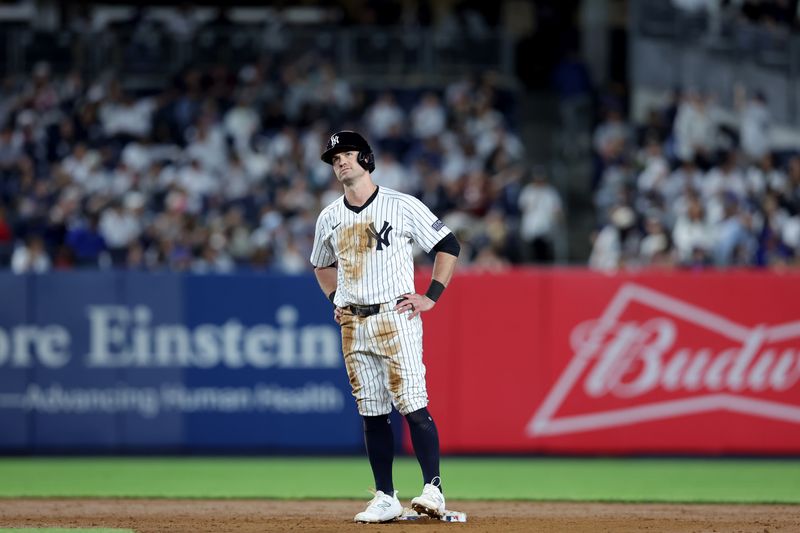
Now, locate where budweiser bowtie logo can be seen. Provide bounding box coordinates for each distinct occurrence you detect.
[528,283,800,437]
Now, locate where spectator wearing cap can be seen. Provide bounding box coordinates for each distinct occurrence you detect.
[589,204,640,271]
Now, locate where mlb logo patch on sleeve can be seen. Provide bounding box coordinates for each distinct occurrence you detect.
[431,220,444,231]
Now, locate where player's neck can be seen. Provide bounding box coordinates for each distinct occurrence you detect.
[343,178,377,207]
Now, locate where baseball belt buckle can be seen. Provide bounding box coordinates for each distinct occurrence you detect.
[349,303,381,317]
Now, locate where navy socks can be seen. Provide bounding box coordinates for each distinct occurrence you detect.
[405,407,442,492]
[362,414,394,495]
[363,409,442,495]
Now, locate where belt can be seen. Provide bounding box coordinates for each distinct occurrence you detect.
[348,303,384,317]
[348,298,407,318]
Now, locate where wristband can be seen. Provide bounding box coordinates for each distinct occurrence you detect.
[328,290,336,304]
[425,280,445,302]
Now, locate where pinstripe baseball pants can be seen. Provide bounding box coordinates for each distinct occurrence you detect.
[340,304,428,416]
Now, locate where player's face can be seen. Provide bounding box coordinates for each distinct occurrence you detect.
[331,151,366,183]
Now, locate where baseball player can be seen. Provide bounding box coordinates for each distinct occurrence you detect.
[310,131,460,523]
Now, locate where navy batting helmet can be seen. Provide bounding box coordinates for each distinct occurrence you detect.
[320,131,375,173]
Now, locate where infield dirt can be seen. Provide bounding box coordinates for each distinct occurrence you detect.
[1,499,798,532]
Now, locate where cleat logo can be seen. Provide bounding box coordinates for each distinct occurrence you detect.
[528,283,800,437]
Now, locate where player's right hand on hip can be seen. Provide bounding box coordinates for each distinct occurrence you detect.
[334,306,344,324]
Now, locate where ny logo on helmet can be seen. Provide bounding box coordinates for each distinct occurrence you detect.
[330,134,339,146]
[366,221,392,250]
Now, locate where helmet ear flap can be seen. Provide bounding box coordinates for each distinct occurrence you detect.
[358,151,375,173]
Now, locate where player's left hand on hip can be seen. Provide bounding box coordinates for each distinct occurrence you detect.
[395,293,434,319]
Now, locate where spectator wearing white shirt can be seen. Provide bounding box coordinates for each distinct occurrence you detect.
[410,92,446,140]
[702,151,747,224]
[664,157,705,214]
[301,122,333,188]
[121,139,152,174]
[185,115,227,175]
[224,93,260,154]
[192,242,235,274]
[636,137,670,198]
[314,64,353,117]
[372,152,415,194]
[99,87,155,139]
[518,168,563,263]
[267,125,300,161]
[0,126,23,169]
[61,143,100,189]
[712,199,757,266]
[672,196,713,266]
[738,89,771,163]
[466,93,504,142]
[639,216,673,267]
[673,90,717,167]
[589,205,640,271]
[273,234,307,274]
[365,91,405,142]
[220,153,253,201]
[593,108,630,163]
[476,124,525,164]
[11,235,51,273]
[99,200,141,265]
[177,158,218,211]
[745,153,787,197]
[440,131,482,184]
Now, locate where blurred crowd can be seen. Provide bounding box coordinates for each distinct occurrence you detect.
[673,0,800,29]
[0,56,551,274]
[588,84,800,271]
[671,0,800,49]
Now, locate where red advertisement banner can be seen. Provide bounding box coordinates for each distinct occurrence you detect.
[418,269,800,454]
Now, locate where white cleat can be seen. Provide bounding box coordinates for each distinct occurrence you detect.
[410,479,446,519]
[354,490,403,523]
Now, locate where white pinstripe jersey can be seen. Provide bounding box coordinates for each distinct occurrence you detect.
[310,186,450,306]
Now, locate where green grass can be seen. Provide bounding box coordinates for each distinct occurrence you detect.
[0,457,798,504]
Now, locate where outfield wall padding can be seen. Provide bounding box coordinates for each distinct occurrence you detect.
[1,270,799,454]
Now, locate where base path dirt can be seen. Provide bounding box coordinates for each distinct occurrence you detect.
[1,499,798,533]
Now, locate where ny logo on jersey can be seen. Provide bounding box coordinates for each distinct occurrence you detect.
[366,221,392,250]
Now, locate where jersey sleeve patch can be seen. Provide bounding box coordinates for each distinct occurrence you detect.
[431,219,445,231]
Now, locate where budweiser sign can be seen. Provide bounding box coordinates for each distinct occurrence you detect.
[528,283,800,437]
